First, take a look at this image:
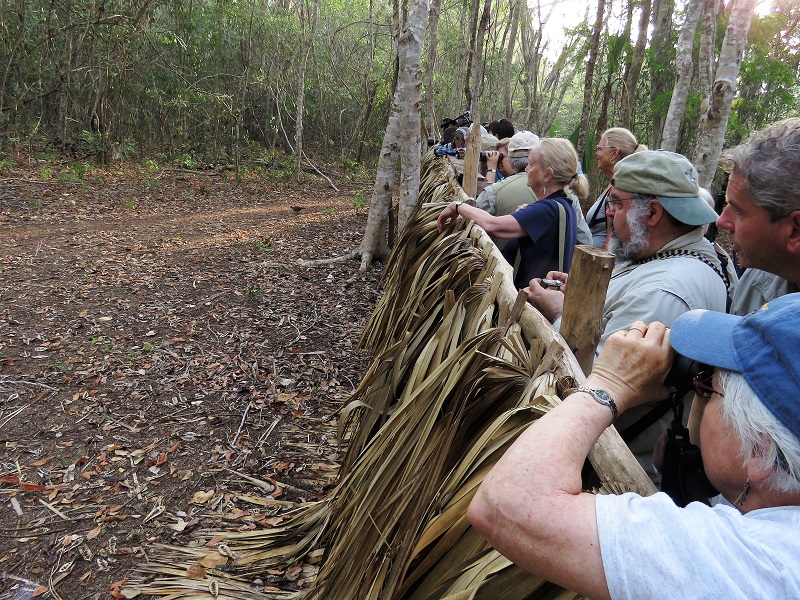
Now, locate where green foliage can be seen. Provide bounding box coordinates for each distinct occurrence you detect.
[352,190,368,209]
[247,283,265,300]
[141,157,159,172]
[175,153,200,170]
[58,163,89,183]
[342,156,364,175]
[252,238,272,253]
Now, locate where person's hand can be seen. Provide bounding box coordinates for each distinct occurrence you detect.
[545,271,568,291]
[484,150,500,169]
[524,278,565,323]
[437,202,459,233]
[584,321,674,414]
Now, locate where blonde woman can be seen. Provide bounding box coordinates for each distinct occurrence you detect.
[587,127,647,247]
[438,137,588,288]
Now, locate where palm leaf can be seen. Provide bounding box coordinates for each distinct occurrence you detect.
[124,154,653,600]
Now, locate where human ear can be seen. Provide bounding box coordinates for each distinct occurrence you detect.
[646,201,663,225]
[784,210,800,254]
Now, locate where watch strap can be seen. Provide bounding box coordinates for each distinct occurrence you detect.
[575,386,618,420]
[454,200,464,215]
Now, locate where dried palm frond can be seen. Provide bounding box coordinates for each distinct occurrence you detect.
[124,154,649,600]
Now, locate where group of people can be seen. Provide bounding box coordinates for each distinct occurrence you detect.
[434,117,800,597]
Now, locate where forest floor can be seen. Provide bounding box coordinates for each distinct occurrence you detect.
[0,157,383,599]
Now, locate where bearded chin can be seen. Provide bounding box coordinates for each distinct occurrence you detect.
[609,207,650,261]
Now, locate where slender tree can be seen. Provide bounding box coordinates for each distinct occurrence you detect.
[650,0,675,147]
[358,0,429,271]
[294,0,319,181]
[661,0,705,151]
[577,0,606,162]
[693,0,758,188]
[619,0,652,130]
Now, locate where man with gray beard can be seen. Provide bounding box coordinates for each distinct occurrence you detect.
[526,150,731,480]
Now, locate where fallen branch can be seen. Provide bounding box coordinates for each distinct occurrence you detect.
[298,248,359,267]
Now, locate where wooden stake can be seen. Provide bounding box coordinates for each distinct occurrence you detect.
[461,121,482,199]
[560,245,616,375]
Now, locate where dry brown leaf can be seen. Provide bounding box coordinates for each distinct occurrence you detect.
[186,563,207,579]
[87,525,102,540]
[191,489,215,504]
[31,585,49,597]
[285,563,302,581]
[198,552,228,568]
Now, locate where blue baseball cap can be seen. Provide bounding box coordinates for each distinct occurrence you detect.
[670,293,800,439]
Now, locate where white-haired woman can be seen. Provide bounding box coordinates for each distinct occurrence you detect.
[469,293,800,599]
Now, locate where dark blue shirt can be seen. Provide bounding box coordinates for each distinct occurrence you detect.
[502,189,577,288]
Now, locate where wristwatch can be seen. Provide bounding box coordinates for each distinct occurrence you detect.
[454,200,465,215]
[486,168,497,174]
[575,386,618,420]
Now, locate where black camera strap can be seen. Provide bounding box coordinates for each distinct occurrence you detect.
[659,390,719,507]
[619,397,673,443]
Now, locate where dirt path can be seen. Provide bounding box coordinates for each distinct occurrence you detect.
[0,165,381,599]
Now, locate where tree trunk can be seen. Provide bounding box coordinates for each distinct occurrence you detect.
[423,0,442,136]
[619,0,651,130]
[470,0,491,116]
[463,0,481,111]
[578,0,606,163]
[360,0,429,271]
[397,0,429,230]
[693,0,757,188]
[502,0,521,118]
[359,110,399,271]
[294,0,318,181]
[660,0,704,152]
[696,0,720,143]
[650,0,675,147]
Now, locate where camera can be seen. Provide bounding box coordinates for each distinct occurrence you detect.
[440,111,472,130]
[540,278,563,290]
[665,353,711,395]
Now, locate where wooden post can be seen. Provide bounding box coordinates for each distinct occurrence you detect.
[560,245,616,374]
[461,120,482,199]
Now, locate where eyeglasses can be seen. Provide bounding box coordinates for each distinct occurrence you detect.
[693,371,724,399]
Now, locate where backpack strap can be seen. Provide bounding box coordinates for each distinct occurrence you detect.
[557,201,566,272]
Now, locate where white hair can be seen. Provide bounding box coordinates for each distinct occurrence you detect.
[719,369,800,494]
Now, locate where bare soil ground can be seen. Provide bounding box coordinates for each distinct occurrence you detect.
[0,160,382,599]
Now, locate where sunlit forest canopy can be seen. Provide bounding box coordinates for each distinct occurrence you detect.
[0,0,797,167]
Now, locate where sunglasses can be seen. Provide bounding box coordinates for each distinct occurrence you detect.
[693,371,724,399]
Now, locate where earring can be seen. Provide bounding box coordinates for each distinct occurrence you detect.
[735,478,751,506]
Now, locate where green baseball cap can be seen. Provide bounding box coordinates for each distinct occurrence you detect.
[612,150,718,226]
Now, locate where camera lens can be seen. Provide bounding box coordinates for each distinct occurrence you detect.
[665,354,710,394]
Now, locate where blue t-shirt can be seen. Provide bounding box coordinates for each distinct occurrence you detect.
[502,189,577,288]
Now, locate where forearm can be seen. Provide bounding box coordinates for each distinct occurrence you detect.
[477,389,612,501]
[458,203,524,238]
[468,322,672,598]
[468,388,613,597]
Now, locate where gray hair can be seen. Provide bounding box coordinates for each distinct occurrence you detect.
[722,117,800,222]
[508,156,529,172]
[719,369,800,494]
